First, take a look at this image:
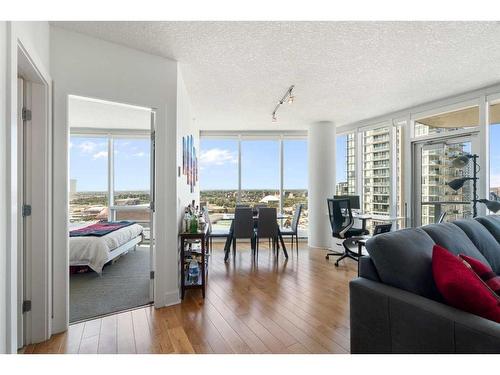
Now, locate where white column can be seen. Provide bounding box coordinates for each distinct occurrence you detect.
[308,121,336,249]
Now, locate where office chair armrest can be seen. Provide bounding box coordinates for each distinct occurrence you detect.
[339,222,354,238]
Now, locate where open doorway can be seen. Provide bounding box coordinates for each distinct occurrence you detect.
[68,95,155,323]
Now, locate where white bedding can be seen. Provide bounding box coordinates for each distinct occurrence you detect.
[70,223,143,273]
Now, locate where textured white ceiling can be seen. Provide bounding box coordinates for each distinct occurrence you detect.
[53,21,500,130]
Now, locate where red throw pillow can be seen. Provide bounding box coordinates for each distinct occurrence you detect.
[459,254,500,296]
[432,244,500,323]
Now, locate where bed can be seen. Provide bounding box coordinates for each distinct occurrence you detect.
[69,221,144,274]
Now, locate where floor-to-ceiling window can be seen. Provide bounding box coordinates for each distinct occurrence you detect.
[200,134,308,236]
[283,139,308,236]
[336,125,404,231]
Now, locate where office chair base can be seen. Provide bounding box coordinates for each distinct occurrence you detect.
[325,251,343,260]
[333,252,358,266]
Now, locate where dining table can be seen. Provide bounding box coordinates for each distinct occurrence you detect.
[219,213,288,262]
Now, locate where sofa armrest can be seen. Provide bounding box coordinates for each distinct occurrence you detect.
[350,277,500,353]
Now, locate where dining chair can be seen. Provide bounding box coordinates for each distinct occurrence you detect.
[232,207,256,256]
[204,208,230,253]
[255,207,279,258]
[279,203,303,253]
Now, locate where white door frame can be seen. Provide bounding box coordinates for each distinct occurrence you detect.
[10,41,52,350]
[150,110,156,301]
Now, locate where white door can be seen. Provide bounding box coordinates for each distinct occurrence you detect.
[413,134,479,226]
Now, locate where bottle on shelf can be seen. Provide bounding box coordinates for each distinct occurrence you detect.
[183,207,190,233]
[188,256,199,283]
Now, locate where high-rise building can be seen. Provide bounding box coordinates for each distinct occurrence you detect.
[362,126,391,217]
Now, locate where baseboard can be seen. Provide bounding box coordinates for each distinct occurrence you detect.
[155,290,180,308]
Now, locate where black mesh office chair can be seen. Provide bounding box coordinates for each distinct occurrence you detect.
[326,198,369,266]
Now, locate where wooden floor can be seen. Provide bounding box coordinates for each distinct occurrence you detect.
[22,241,357,354]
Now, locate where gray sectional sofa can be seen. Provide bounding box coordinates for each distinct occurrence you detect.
[349,215,500,353]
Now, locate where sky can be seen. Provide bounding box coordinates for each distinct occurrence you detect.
[336,135,348,183]
[490,124,500,188]
[70,136,150,192]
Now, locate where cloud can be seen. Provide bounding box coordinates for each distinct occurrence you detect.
[78,141,98,154]
[200,148,237,166]
[133,152,146,157]
[92,151,108,160]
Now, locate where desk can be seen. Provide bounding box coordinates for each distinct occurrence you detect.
[352,213,372,231]
[220,214,288,262]
[352,235,371,275]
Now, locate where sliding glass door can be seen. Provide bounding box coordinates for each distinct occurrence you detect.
[413,136,476,226]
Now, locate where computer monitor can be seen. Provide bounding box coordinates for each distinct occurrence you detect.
[333,195,360,210]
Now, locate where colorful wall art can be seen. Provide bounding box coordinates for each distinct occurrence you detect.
[182,135,198,193]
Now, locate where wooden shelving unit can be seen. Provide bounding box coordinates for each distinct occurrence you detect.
[179,228,208,299]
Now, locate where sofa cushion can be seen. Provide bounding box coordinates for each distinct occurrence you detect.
[460,254,500,295]
[453,219,500,275]
[432,245,500,324]
[365,227,442,301]
[475,215,500,240]
[421,222,490,266]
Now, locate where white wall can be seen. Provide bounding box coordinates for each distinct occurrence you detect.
[1,21,51,353]
[50,26,181,333]
[308,121,336,249]
[177,70,200,230]
[0,21,8,354]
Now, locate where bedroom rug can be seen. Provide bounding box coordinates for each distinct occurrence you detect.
[70,245,151,322]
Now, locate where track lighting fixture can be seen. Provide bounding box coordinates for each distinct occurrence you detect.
[271,85,295,123]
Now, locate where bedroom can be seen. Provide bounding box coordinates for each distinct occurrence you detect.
[68,95,155,322]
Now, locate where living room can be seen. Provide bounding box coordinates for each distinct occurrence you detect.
[1,0,499,373]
